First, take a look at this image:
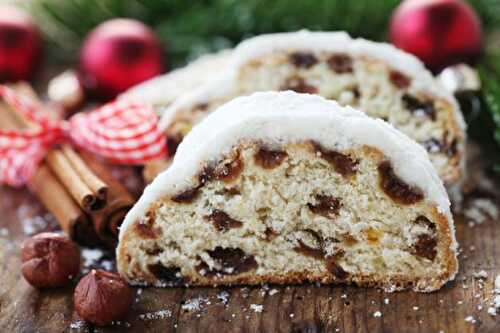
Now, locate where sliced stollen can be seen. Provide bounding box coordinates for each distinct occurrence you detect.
[117,91,458,292]
[120,49,232,110]
[159,30,465,184]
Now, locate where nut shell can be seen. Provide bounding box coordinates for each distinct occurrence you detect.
[74,269,133,326]
[21,232,80,288]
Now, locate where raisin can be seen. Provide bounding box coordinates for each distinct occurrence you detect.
[389,70,411,89]
[134,212,159,239]
[325,258,349,280]
[214,156,244,182]
[145,246,162,255]
[206,209,243,232]
[402,94,437,121]
[254,147,288,169]
[195,103,209,111]
[289,52,318,68]
[294,240,324,260]
[293,229,325,259]
[413,234,437,261]
[198,247,258,277]
[312,142,359,177]
[166,136,182,157]
[446,138,458,157]
[148,264,184,285]
[281,77,318,94]
[422,138,443,154]
[378,161,424,205]
[308,194,342,219]
[199,165,215,185]
[199,155,244,185]
[414,215,436,231]
[327,54,353,73]
[171,187,200,203]
[264,227,278,241]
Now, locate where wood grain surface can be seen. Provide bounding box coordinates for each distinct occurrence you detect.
[1,142,500,333]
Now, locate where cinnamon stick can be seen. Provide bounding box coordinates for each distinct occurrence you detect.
[4,82,136,247]
[9,83,105,212]
[61,145,108,201]
[45,150,97,211]
[28,165,100,246]
[80,151,134,247]
[0,100,100,246]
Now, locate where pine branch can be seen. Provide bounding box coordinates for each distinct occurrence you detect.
[478,52,500,170]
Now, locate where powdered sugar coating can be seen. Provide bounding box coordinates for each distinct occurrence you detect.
[120,50,232,107]
[120,91,455,255]
[159,30,465,132]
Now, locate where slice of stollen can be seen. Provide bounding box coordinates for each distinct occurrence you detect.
[117,91,458,292]
[158,30,465,184]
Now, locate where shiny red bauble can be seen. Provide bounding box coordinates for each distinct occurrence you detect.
[79,19,164,99]
[0,6,41,82]
[389,0,483,71]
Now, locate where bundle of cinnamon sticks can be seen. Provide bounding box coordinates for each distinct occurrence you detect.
[0,83,134,248]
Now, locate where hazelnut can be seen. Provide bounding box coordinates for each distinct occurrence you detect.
[74,269,133,326]
[21,232,80,288]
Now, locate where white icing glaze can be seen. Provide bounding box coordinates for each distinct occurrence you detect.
[119,49,232,107]
[120,91,456,254]
[159,30,465,133]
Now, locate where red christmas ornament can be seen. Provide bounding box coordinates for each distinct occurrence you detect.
[80,19,164,99]
[0,6,41,82]
[389,0,483,71]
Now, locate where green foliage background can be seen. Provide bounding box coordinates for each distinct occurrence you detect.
[27,0,500,67]
[22,0,500,166]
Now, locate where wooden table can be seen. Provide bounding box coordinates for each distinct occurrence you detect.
[0,143,499,333]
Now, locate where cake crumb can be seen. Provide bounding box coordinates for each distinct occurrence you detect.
[139,309,172,321]
[69,320,86,329]
[473,270,488,279]
[181,296,207,312]
[373,311,382,318]
[413,306,419,311]
[464,316,476,324]
[488,307,497,316]
[268,289,279,296]
[495,275,500,290]
[217,291,230,305]
[464,198,498,225]
[250,304,263,313]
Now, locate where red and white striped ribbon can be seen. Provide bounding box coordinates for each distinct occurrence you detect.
[0,85,167,187]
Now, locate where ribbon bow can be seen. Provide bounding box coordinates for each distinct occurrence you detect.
[0,85,167,187]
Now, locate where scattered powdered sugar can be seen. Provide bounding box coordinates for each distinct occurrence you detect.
[139,309,172,321]
[495,275,500,290]
[373,311,382,318]
[217,291,230,305]
[464,198,499,225]
[0,228,8,237]
[250,304,263,313]
[488,307,497,316]
[69,320,86,329]
[81,248,114,274]
[21,215,49,235]
[383,298,390,305]
[181,296,208,312]
[82,248,104,267]
[268,289,279,296]
[464,315,476,324]
[473,270,488,279]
